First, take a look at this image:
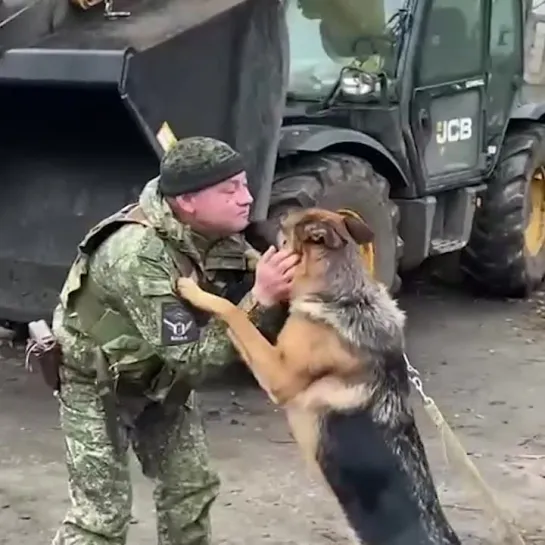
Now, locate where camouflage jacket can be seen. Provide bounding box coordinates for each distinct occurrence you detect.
[53,177,286,402]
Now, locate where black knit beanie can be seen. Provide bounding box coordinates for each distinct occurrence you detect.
[158,136,245,196]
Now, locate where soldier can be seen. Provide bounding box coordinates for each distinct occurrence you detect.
[50,136,299,545]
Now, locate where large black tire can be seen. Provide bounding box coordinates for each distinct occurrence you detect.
[269,153,402,292]
[461,123,545,297]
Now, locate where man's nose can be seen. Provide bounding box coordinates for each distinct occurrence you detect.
[240,187,254,205]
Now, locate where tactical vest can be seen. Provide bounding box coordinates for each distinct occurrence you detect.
[58,202,259,457]
[59,202,253,399]
[61,202,195,332]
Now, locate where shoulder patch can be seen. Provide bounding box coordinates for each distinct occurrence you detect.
[160,301,200,346]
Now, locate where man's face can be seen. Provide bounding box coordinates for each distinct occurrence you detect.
[175,172,254,235]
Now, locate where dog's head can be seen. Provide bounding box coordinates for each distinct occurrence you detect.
[278,208,374,297]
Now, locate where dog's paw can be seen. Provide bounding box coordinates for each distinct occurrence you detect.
[176,277,223,313]
[176,277,205,300]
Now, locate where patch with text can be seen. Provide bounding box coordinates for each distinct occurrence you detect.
[160,301,200,346]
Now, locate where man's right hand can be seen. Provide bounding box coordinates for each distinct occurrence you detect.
[252,246,300,307]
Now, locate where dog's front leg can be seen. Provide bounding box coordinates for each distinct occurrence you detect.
[221,311,310,405]
[176,278,308,404]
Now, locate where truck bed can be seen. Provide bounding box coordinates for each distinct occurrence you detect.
[22,0,248,51]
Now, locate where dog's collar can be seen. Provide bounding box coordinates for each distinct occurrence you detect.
[289,297,326,317]
[290,293,358,310]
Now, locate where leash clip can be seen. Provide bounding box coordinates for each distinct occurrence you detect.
[403,352,433,405]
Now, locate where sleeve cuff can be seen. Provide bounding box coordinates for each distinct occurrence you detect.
[237,290,261,313]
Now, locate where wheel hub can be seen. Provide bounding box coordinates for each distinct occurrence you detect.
[524,166,545,257]
[337,208,375,277]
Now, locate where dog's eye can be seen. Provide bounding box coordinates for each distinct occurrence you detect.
[277,232,288,248]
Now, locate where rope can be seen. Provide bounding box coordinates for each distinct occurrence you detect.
[403,353,526,545]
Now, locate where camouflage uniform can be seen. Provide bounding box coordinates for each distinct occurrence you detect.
[51,143,285,545]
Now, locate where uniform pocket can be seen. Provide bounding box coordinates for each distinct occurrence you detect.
[137,277,174,297]
[101,334,161,383]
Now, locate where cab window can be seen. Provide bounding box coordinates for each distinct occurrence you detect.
[417,0,485,86]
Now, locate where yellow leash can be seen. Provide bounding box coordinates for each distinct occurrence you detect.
[404,354,526,545]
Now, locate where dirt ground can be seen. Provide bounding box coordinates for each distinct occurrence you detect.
[1,277,544,545]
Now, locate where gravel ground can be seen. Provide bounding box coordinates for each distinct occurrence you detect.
[1,278,544,545]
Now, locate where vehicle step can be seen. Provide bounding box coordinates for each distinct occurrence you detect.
[429,238,466,255]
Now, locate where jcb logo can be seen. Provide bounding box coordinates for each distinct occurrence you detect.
[436,118,472,144]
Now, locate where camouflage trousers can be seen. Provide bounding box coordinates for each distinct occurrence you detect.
[51,380,220,545]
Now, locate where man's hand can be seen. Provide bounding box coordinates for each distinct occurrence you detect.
[252,246,300,307]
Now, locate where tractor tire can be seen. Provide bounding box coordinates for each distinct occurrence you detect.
[461,123,545,297]
[269,153,402,292]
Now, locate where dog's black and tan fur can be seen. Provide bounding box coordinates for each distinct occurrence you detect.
[176,208,461,545]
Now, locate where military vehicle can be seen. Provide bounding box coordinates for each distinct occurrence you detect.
[2,0,545,323]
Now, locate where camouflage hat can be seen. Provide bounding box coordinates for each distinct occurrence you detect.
[159,136,245,196]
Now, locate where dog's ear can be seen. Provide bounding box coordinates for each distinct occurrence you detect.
[343,215,374,245]
[297,220,345,249]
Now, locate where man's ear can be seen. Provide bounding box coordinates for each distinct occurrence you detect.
[172,194,195,215]
[343,215,374,244]
[296,220,345,249]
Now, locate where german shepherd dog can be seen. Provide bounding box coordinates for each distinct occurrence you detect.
[176,208,461,545]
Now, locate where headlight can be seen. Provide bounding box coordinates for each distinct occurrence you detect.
[339,68,378,96]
